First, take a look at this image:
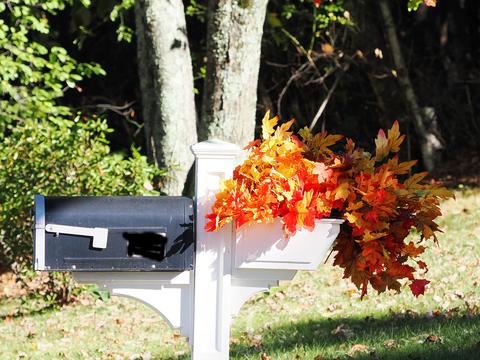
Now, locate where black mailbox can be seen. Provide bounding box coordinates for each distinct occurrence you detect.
[33,195,194,271]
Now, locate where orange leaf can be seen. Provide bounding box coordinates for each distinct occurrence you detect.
[403,242,425,257]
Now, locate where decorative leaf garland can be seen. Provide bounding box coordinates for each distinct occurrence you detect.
[206,112,453,297]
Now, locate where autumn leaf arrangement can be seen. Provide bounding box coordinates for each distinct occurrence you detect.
[206,112,453,298]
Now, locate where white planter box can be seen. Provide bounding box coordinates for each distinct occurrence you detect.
[234,218,344,271]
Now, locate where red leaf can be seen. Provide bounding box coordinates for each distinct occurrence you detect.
[409,279,430,297]
[244,139,260,150]
[364,210,379,224]
[282,211,297,235]
[312,0,322,8]
[205,213,218,232]
[417,260,427,270]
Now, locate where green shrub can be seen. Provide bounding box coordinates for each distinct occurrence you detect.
[0,0,105,133]
[0,118,164,267]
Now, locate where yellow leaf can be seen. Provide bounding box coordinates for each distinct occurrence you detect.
[298,126,312,142]
[387,120,405,152]
[274,119,295,140]
[363,231,387,242]
[261,111,279,140]
[334,182,350,200]
[345,212,358,224]
[347,201,363,211]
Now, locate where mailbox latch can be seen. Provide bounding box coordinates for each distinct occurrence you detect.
[45,224,108,249]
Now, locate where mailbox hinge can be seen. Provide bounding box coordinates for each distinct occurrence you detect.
[45,224,108,249]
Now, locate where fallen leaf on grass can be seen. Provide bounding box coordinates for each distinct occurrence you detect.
[425,334,442,343]
[383,339,397,349]
[347,344,369,357]
[250,334,263,348]
[331,324,355,339]
[314,355,326,360]
[261,352,272,360]
[140,351,152,360]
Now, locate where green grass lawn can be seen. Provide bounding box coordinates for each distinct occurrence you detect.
[1,189,479,359]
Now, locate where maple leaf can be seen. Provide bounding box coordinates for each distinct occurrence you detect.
[424,0,436,7]
[205,213,219,232]
[387,120,405,153]
[298,126,312,142]
[334,181,350,200]
[422,225,435,240]
[404,172,428,189]
[244,139,260,150]
[429,186,455,199]
[282,211,298,235]
[374,129,389,161]
[312,0,322,8]
[403,242,425,257]
[274,119,295,140]
[261,111,279,140]
[312,162,333,183]
[417,260,428,271]
[387,156,417,175]
[409,279,430,297]
[362,242,384,266]
[364,210,379,224]
[386,261,415,279]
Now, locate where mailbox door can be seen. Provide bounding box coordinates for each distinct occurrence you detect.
[34,196,194,271]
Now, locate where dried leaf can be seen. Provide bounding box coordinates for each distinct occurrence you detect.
[347,344,369,357]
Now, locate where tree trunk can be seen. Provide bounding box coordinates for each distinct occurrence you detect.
[199,0,269,146]
[134,0,197,195]
[378,0,441,171]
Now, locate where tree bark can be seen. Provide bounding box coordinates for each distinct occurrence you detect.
[378,0,441,171]
[134,0,197,195]
[199,0,269,146]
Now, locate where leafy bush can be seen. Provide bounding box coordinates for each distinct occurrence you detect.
[0,118,164,267]
[0,0,105,133]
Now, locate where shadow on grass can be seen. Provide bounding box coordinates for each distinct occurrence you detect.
[230,313,480,360]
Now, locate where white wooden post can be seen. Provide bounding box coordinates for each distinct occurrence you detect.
[190,140,241,360]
